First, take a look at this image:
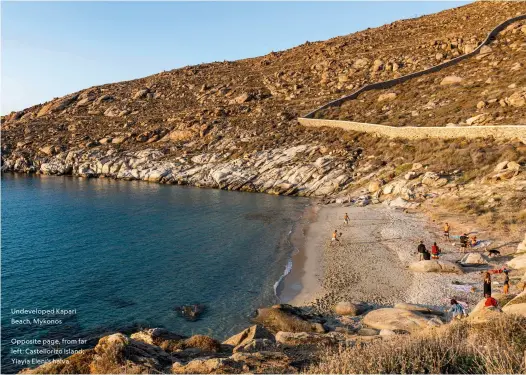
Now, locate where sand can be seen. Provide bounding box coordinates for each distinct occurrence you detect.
[282,204,512,313]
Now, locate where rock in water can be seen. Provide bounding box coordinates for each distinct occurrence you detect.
[175,304,206,321]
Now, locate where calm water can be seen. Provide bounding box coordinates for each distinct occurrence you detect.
[1,174,307,372]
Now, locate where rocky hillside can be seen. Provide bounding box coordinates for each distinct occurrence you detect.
[2,1,526,231]
[318,19,526,126]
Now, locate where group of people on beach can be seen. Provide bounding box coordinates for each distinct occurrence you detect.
[329,213,349,246]
[417,240,441,260]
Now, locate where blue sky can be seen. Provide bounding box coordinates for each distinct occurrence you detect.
[1,1,468,114]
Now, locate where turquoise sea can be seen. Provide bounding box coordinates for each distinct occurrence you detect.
[1,174,307,373]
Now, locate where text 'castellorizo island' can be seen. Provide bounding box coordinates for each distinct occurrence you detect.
[2,1,526,374]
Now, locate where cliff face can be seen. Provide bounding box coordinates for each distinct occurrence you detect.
[1,2,526,219]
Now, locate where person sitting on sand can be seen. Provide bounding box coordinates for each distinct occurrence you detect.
[431,242,440,259]
[331,230,340,246]
[470,235,477,248]
[422,250,431,261]
[417,240,426,261]
[448,299,467,320]
[344,213,349,225]
[484,294,500,309]
[443,222,450,239]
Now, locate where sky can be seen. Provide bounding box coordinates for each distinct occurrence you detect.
[1,1,468,114]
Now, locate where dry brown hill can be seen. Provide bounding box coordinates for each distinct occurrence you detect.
[2,1,526,234]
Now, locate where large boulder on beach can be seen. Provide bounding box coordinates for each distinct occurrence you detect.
[502,291,526,317]
[507,254,526,270]
[253,304,326,334]
[362,308,442,332]
[334,301,368,316]
[394,303,443,316]
[467,293,513,323]
[460,252,489,266]
[408,260,463,274]
[223,325,275,347]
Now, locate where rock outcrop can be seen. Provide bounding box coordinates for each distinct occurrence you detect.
[409,260,463,274]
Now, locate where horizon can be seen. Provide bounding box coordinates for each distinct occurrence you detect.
[1,1,469,115]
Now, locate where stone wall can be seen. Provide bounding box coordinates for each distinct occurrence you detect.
[303,13,526,119]
[298,118,526,141]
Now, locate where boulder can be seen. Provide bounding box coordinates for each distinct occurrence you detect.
[409,260,463,274]
[517,233,526,253]
[505,89,526,107]
[377,92,397,102]
[494,160,509,172]
[223,325,274,347]
[334,301,367,316]
[362,308,440,332]
[162,129,195,142]
[131,328,186,353]
[90,333,171,373]
[502,291,526,317]
[183,335,221,352]
[252,304,325,334]
[230,351,298,373]
[172,358,246,374]
[133,88,150,100]
[460,252,489,266]
[393,303,443,315]
[352,58,369,69]
[440,76,463,85]
[507,254,526,270]
[468,293,514,320]
[233,338,276,353]
[368,180,382,193]
[386,197,420,209]
[275,331,336,346]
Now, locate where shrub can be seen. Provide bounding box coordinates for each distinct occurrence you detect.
[308,315,526,374]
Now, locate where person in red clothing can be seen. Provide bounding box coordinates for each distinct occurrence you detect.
[484,294,499,308]
[431,242,440,259]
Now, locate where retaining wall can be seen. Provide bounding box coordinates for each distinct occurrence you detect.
[299,118,526,141]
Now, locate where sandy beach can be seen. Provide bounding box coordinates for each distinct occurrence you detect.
[282,204,516,313]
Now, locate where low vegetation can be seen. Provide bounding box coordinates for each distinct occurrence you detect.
[308,315,526,374]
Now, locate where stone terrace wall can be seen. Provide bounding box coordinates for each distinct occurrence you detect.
[302,13,526,119]
[299,118,526,141]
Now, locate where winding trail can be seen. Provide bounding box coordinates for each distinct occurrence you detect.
[301,14,526,119]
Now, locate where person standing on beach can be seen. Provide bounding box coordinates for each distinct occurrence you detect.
[331,230,340,246]
[344,213,349,225]
[503,270,510,294]
[417,240,426,260]
[460,233,469,253]
[483,272,492,297]
[443,222,450,240]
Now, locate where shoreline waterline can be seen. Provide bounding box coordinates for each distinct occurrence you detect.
[278,204,324,305]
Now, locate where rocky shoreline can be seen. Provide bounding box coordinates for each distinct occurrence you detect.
[1,144,360,197]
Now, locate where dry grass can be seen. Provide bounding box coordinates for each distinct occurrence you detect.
[307,315,526,374]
